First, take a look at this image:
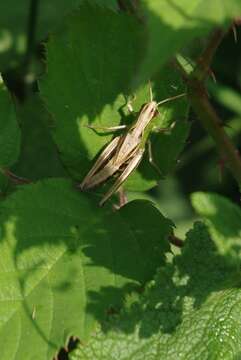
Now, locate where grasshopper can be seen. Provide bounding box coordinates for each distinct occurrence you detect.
[79,89,185,206]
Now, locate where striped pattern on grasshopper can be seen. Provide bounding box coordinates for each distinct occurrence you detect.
[79,91,185,206]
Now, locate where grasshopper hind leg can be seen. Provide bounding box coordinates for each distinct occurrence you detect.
[80,136,121,190]
[99,148,144,207]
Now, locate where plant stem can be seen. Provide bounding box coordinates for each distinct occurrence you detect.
[0,168,31,185]
[188,80,241,185]
[117,0,139,13]
[179,27,241,186]
[193,29,225,81]
[23,0,39,75]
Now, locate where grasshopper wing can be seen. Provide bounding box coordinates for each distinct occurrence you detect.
[80,136,121,190]
[99,148,145,206]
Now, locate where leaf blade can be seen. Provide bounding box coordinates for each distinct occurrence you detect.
[0,178,172,358]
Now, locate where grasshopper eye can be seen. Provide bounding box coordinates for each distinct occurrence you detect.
[153,109,159,118]
[149,104,159,118]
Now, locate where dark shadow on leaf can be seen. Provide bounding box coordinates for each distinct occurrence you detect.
[0,180,172,352]
[33,2,219,192]
[193,194,241,265]
[12,95,68,181]
[86,222,241,338]
[87,283,141,325]
[0,3,239,357]
[38,1,215,190]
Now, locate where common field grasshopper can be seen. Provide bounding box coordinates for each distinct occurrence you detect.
[79,87,185,206]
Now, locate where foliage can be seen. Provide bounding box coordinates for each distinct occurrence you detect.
[0,79,20,168]
[70,214,241,360]
[0,1,240,359]
[0,179,172,358]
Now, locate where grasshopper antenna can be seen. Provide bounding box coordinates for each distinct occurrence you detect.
[157,93,186,106]
[149,80,153,101]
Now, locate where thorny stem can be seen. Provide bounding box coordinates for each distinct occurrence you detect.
[188,80,241,184]
[193,29,225,82]
[178,27,241,186]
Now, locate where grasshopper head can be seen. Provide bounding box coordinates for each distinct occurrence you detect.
[141,101,158,119]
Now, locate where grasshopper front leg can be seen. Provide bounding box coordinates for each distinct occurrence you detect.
[147,140,163,176]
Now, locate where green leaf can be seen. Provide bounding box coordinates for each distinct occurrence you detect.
[40,3,189,193]
[0,0,118,71]
[209,82,241,116]
[70,221,241,360]
[13,94,67,180]
[0,179,172,359]
[40,4,144,181]
[138,0,241,82]
[191,192,241,264]
[0,80,20,168]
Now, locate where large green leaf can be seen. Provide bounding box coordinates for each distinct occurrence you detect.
[0,79,20,169]
[70,220,241,360]
[191,191,241,263]
[13,94,67,180]
[0,179,172,359]
[139,0,241,82]
[0,0,118,71]
[40,3,189,194]
[40,4,144,181]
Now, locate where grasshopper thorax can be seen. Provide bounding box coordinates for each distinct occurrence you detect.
[140,101,159,121]
[132,100,159,137]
